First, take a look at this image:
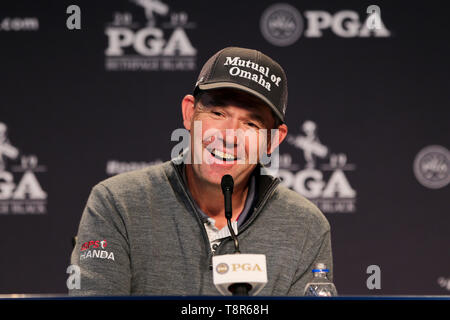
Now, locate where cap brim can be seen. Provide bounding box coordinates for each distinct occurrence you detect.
[198,82,284,123]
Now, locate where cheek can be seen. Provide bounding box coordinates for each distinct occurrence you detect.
[190,118,222,150]
[190,117,208,136]
[238,131,268,162]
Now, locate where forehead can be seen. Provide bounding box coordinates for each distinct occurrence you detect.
[198,89,274,120]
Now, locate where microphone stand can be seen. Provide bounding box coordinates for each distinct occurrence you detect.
[227,213,240,254]
[221,175,252,296]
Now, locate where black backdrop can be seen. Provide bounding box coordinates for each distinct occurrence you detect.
[1,0,449,295]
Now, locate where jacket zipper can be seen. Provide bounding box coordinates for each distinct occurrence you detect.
[214,178,280,255]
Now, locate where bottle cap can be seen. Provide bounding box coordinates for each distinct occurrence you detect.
[312,263,329,273]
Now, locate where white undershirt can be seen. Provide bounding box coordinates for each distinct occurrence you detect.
[204,218,238,253]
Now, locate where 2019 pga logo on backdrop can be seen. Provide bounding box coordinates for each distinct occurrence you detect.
[0,122,47,215]
[271,120,357,214]
[104,0,197,71]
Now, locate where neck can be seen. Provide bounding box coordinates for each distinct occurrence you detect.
[185,165,250,229]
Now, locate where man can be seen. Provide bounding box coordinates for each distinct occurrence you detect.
[69,47,333,296]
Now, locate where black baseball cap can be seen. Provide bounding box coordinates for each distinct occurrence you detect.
[194,47,288,123]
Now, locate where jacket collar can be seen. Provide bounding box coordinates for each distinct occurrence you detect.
[167,153,279,210]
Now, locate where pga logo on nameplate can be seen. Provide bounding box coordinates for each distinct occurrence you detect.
[212,254,267,296]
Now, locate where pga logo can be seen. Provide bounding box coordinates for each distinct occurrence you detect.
[260,4,390,46]
[105,0,196,57]
[105,27,196,56]
[0,169,47,200]
[231,263,263,272]
[303,9,390,38]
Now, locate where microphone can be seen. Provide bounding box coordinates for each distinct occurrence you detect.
[221,175,239,253]
[212,175,268,296]
[221,174,234,220]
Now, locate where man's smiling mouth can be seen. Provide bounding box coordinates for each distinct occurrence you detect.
[208,148,239,161]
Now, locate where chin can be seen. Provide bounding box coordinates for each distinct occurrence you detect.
[201,164,254,187]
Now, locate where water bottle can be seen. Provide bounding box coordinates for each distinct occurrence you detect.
[303,263,337,296]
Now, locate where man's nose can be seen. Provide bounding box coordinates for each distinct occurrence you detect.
[223,133,238,148]
[220,118,241,148]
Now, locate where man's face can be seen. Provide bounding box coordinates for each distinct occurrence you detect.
[182,89,286,189]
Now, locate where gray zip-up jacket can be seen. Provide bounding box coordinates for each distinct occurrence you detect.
[69,159,333,296]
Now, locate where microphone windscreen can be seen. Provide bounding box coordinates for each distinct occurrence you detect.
[221,174,234,193]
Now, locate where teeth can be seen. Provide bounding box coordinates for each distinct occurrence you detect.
[212,149,236,160]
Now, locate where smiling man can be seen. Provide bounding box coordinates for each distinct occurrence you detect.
[181,87,287,230]
[69,47,334,296]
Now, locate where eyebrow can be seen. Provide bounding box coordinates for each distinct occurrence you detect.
[246,112,266,126]
[207,104,266,125]
[201,94,270,127]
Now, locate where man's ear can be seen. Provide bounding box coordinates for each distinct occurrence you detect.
[268,123,288,154]
[181,94,195,131]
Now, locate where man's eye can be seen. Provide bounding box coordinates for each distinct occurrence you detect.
[247,122,259,128]
[212,111,223,116]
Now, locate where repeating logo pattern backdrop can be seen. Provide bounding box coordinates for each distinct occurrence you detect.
[1,0,449,295]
